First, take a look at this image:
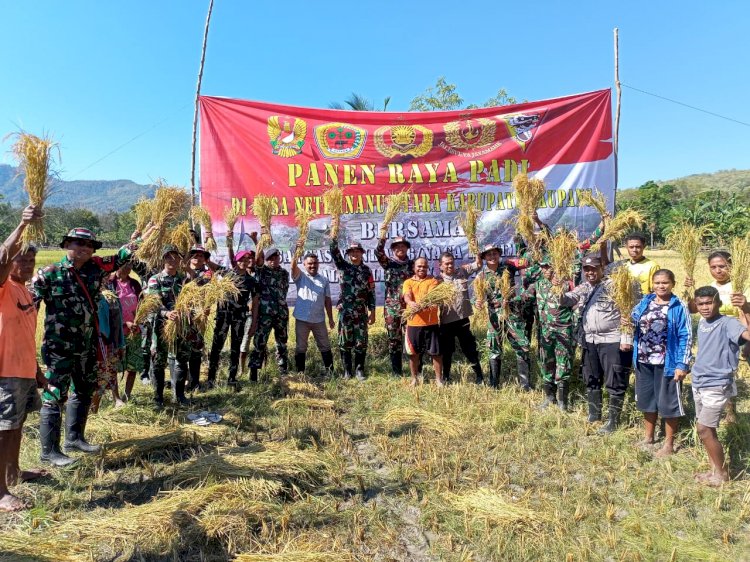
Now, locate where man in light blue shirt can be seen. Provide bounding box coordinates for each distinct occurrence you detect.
[292,250,335,375]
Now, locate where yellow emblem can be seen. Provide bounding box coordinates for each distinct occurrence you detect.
[374,125,433,158]
[267,116,307,158]
[441,118,500,156]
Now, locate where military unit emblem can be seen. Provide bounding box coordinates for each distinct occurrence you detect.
[441,118,501,156]
[497,112,542,152]
[267,116,307,158]
[374,124,433,158]
[314,122,367,159]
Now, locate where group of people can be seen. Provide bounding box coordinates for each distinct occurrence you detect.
[0,206,746,511]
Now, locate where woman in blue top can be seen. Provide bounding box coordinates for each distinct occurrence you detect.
[631,269,692,457]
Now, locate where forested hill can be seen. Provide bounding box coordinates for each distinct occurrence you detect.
[620,168,750,201]
[0,164,156,213]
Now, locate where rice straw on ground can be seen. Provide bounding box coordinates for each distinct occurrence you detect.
[665,221,711,299]
[234,554,348,562]
[10,132,59,249]
[607,265,640,335]
[383,407,460,438]
[381,189,411,237]
[445,488,541,531]
[401,282,457,321]
[272,397,335,410]
[459,198,482,257]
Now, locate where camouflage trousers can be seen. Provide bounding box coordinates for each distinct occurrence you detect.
[383,299,404,354]
[208,308,248,380]
[338,308,369,355]
[249,311,289,370]
[486,311,530,363]
[41,344,97,404]
[538,328,573,383]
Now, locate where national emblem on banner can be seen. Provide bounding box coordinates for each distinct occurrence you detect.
[497,112,542,151]
[441,118,501,157]
[373,125,433,158]
[267,116,307,158]
[314,123,367,159]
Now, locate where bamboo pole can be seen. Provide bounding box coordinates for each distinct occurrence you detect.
[613,27,621,193]
[190,0,215,206]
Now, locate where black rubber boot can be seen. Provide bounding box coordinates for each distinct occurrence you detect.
[277,354,288,375]
[63,394,100,454]
[186,351,202,392]
[173,361,189,406]
[516,355,532,391]
[141,348,151,385]
[249,367,258,383]
[341,351,353,380]
[389,352,403,377]
[354,352,366,381]
[321,350,335,376]
[488,357,502,388]
[295,352,306,374]
[473,362,484,385]
[152,364,165,408]
[587,389,603,423]
[557,381,569,412]
[598,394,624,434]
[539,382,557,409]
[40,403,76,467]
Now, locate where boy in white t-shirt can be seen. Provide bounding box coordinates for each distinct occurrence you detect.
[691,286,750,486]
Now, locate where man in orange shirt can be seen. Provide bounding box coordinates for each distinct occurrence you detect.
[0,206,46,512]
[403,257,444,386]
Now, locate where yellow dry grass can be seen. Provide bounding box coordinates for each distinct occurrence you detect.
[382,407,460,438]
[445,488,541,531]
[10,131,59,248]
[272,397,335,410]
[234,554,349,562]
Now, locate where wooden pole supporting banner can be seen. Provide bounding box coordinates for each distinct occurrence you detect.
[613,27,622,193]
[190,0,215,206]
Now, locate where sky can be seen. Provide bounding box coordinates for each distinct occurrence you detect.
[1,0,748,192]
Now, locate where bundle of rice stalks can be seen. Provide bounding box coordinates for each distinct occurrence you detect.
[173,442,329,486]
[597,209,645,245]
[380,188,411,237]
[134,184,192,269]
[547,228,579,294]
[133,197,155,232]
[170,220,194,259]
[163,273,241,345]
[497,268,514,321]
[577,188,609,217]
[295,206,316,250]
[607,265,640,335]
[382,407,460,438]
[729,233,750,295]
[101,289,119,305]
[445,488,541,531]
[322,184,344,238]
[224,205,241,234]
[459,198,482,256]
[665,221,712,299]
[54,483,245,558]
[191,205,216,251]
[512,173,545,245]
[401,281,458,321]
[251,195,276,253]
[133,293,162,327]
[235,554,348,562]
[271,397,335,410]
[470,272,489,330]
[0,533,86,562]
[10,132,59,248]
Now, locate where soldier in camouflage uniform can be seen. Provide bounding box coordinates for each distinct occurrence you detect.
[184,245,214,391]
[32,227,144,465]
[524,256,575,410]
[375,235,414,376]
[331,238,376,380]
[480,244,532,389]
[146,245,194,408]
[248,247,290,381]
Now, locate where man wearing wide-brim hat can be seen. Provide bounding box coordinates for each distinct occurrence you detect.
[375,234,414,377]
[32,225,156,466]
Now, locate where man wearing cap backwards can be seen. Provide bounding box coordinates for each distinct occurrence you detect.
[479,244,532,389]
[438,251,483,384]
[330,232,376,380]
[376,234,415,376]
[561,255,638,433]
[0,206,47,510]
[291,237,335,375]
[206,244,259,390]
[524,255,576,411]
[248,247,290,380]
[32,225,154,465]
[146,245,194,408]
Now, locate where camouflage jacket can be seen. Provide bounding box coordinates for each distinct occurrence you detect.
[146,271,186,322]
[525,277,573,332]
[483,265,524,314]
[331,239,376,314]
[32,245,136,353]
[375,238,414,306]
[255,264,289,317]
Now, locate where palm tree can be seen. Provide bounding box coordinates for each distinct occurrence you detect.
[329,93,391,111]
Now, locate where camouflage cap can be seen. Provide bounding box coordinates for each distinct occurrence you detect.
[188,245,211,259]
[390,236,411,249]
[479,243,502,259]
[345,242,365,254]
[582,254,602,268]
[161,244,183,258]
[60,227,103,250]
